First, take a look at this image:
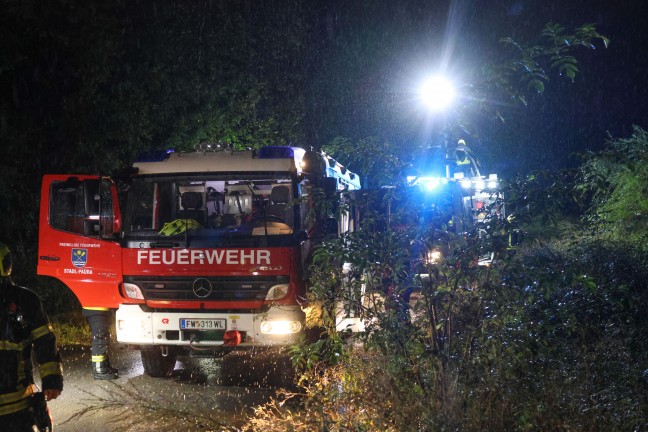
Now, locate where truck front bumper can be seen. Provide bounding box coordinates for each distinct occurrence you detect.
[115,304,305,348]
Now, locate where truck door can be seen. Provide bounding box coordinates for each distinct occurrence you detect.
[38,175,123,308]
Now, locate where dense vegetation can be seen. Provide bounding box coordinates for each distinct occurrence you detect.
[246,129,648,430]
[1,1,646,430]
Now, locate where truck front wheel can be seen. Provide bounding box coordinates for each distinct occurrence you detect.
[141,346,179,378]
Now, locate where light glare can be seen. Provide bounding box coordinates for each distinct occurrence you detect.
[260,320,302,335]
[420,76,455,111]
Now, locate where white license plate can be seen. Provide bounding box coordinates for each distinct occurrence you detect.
[180,319,226,330]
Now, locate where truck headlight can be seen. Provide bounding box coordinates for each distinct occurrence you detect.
[123,283,144,300]
[265,284,289,300]
[425,249,442,265]
[260,320,302,335]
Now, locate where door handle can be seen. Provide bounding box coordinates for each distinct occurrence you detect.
[39,256,60,261]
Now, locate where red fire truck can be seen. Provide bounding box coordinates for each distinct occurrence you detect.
[37,146,360,377]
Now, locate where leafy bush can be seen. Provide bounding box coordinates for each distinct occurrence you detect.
[577,126,648,241]
[50,311,92,346]
[248,158,648,431]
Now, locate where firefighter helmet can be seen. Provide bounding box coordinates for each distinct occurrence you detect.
[0,242,12,277]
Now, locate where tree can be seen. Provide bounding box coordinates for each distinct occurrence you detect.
[577,125,648,241]
[320,16,609,187]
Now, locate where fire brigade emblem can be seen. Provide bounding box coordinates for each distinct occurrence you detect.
[72,248,88,268]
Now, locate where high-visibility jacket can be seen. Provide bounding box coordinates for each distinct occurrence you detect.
[158,218,203,236]
[0,282,63,416]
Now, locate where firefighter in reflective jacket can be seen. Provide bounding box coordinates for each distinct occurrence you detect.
[454,139,473,176]
[0,242,63,430]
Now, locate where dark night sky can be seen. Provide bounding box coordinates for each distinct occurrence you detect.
[465,0,648,175]
[326,0,648,177]
[3,0,647,178]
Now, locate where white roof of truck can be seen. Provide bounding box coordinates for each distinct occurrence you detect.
[133,150,295,175]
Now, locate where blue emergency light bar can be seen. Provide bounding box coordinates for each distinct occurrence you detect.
[258,146,308,172]
[134,149,174,163]
[257,146,305,160]
[409,174,498,193]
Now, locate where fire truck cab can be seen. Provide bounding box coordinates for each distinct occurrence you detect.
[38,146,360,377]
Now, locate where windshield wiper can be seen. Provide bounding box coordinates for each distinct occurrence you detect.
[150,241,180,248]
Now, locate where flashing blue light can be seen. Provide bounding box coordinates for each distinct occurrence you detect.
[258,147,307,173]
[413,176,445,192]
[134,149,174,162]
[422,178,441,191]
[258,146,299,159]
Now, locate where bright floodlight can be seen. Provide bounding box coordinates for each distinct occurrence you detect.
[420,76,455,111]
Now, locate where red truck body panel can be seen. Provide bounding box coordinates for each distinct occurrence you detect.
[38,174,124,308]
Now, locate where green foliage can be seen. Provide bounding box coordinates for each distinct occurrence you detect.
[577,126,648,241]
[474,237,648,431]
[255,156,648,430]
[501,169,583,243]
[289,335,347,379]
[50,311,91,346]
[491,22,609,106]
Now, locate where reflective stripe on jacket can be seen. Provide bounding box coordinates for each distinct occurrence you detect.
[0,283,63,416]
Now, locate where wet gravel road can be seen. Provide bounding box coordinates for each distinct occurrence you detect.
[45,344,277,431]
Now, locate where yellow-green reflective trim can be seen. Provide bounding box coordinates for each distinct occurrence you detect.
[0,398,31,416]
[158,218,202,236]
[17,358,26,383]
[0,339,29,351]
[92,355,107,363]
[0,243,9,277]
[39,361,63,379]
[0,384,34,404]
[83,307,110,311]
[30,323,53,340]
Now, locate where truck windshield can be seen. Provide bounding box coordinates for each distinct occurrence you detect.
[122,175,297,247]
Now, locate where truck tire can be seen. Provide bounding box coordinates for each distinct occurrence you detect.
[141,346,179,378]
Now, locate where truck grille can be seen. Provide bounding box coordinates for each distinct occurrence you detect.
[124,275,289,301]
